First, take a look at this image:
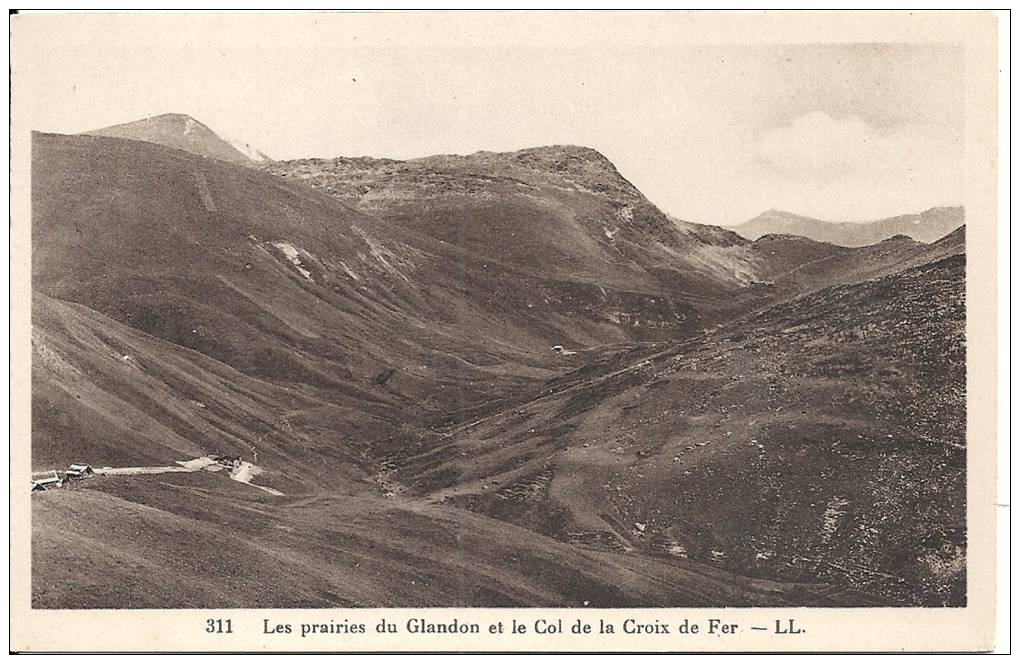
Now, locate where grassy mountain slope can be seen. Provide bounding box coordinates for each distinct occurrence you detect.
[386,254,967,606]
[33,131,604,425]
[34,474,860,608]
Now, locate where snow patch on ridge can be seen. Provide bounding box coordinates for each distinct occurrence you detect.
[227,137,271,163]
[272,242,313,280]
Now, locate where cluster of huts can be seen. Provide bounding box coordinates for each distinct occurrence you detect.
[212,454,242,469]
[31,463,94,492]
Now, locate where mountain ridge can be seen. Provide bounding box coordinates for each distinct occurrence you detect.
[84,113,270,166]
[733,206,964,247]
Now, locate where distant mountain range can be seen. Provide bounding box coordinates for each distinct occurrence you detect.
[84,113,271,166]
[731,207,965,247]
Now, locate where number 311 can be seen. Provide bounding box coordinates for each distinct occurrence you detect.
[206,619,233,634]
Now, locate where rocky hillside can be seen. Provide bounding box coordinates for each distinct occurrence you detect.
[389,253,967,607]
[263,147,772,312]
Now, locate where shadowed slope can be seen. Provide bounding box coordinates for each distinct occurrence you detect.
[390,254,966,607]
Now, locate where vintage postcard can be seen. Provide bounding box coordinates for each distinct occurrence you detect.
[9,10,1001,652]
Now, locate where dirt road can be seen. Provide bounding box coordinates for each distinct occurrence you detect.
[94,457,284,495]
[95,456,219,476]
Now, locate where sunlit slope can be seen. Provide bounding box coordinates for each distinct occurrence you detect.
[84,113,266,165]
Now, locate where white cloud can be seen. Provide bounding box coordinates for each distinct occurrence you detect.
[749,111,962,221]
[759,112,878,175]
[759,111,949,178]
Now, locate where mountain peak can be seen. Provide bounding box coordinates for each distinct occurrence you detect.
[751,208,813,222]
[290,143,637,202]
[511,143,610,159]
[409,144,615,171]
[503,144,617,173]
[83,114,270,166]
[107,112,211,134]
[880,233,919,244]
[143,112,201,122]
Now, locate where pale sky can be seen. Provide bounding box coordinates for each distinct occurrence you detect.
[13,13,964,225]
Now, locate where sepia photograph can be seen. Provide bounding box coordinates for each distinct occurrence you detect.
[9,9,1002,652]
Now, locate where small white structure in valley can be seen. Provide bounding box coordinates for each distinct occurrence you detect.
[31,471,63,491]
[65,463,94,480]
